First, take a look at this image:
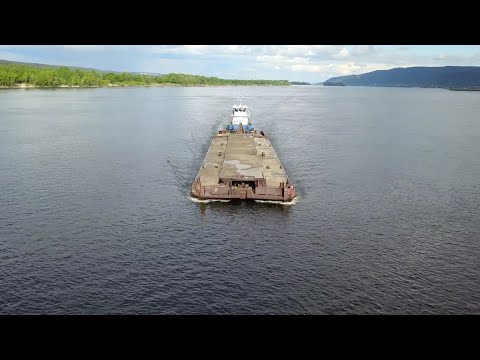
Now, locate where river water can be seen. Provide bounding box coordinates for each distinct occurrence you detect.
[1,86,479,314]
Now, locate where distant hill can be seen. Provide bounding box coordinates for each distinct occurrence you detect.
[323,66,480,90]
[290,81,311,85]
[0,59,109,72]
[130,72,163,76]
[322,81,344,86]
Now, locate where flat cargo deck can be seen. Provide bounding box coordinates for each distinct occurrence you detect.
[191,131,296,201]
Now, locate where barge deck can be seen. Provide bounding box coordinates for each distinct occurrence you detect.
[191,103,296,201]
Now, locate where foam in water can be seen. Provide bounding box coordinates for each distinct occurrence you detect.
[189,195,299,205]
[254,195,300,206]
[189,196,231,203]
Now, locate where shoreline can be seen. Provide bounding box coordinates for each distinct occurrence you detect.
[0,83,292,89]
[448,88,480,92]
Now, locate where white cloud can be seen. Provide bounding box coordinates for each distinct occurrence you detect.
[332,62,391,75]
[434,54,448,61]
[256,55,310,66]
[63,45,108,51]
[182,45,209,54]
[351,45,376,56]
[146,45,350,59]
[149,45,254,56]
[0,51,34,63]
[4,45,480,82]
[264,45,341,57]
[332,48,350,59]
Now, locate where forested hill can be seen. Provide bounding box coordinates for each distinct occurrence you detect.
[323,66,480,90]
[0,60,290,87]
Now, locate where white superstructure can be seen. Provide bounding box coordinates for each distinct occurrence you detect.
[231,104,250,125]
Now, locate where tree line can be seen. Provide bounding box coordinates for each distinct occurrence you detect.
[0,63,290,87]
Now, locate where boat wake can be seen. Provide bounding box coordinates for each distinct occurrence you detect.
[189,195,300,205]
[188,196,231,203]
[254,195,300,206]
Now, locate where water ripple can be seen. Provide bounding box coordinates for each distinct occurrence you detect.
[1,86,479,314]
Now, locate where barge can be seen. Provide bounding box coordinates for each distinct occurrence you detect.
[191,103,296,202]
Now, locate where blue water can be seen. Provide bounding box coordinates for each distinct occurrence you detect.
[1,86,479,314]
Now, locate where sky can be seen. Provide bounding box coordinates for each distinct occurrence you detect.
[1,45,480,82]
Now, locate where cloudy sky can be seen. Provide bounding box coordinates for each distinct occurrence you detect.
[1,45,480,82]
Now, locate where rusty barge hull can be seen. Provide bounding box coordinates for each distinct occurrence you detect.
[191,130,296,202]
